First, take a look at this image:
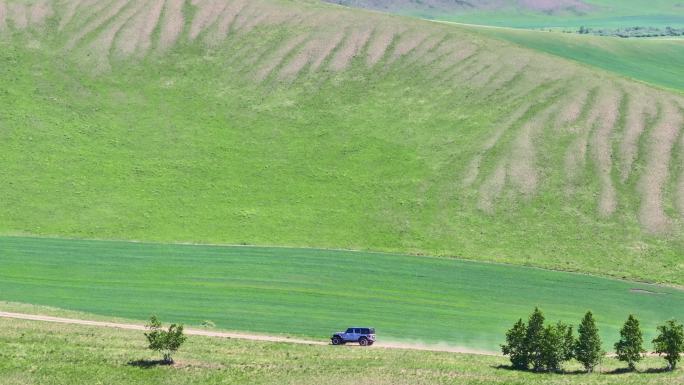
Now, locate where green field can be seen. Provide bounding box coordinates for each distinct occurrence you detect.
[1,306,682,385]
[470,25,684,93]
[1,0,683,285]
[351,0,684,29]
[1,236,682,351]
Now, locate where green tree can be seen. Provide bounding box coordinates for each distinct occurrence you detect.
[539,323,563,372]
[145,315,187,364]
[525,308,546,371]
[562,323,575,362]
[575,311,604,372]
[501,318,529,370]
[614,315,645,371]
[652,319,684,371]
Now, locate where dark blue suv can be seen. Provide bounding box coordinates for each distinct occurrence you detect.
[331,327,376,346]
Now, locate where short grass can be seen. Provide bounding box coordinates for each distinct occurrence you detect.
[0,307,682,385]
[1,236,683,352]
[397,0,684,29]
[1,0,684,285]
[470,25,684,93]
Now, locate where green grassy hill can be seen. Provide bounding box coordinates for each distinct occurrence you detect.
[325,0,684,28]
[458,24,684,94]
[0,0,683,284]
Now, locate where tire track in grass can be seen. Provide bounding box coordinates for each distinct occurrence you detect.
[638,101,682,233]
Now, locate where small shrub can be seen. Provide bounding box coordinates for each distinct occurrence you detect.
[145,315,187,364]
[501,318,529,370]
[652,319,684,371]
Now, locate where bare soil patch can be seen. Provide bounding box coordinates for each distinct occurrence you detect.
[212,0,247,41]
[556,89,590,128]
[189,0,228,40]
[330,27,371,71]
[159,0,184,49]
[630,288,666,295]
[139,0,165,53]
[366,27,397,66]
[255,34,308,81]
[463,102,532,188]
[639,101,682,233]
[592,89,621,217]
[58,0,83,30]
[29,2,52,26]
[8,3,28,29]
[620,89,658,182]
[94,0,147,61]
[66,0,130,50]
[389,31,428,63]
[0,1,6,30]
[478,162,507,213]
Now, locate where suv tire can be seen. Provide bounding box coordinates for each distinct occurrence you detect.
[332,336,343,345]
[359,337,369,346]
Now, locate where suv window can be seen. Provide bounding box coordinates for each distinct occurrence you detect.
[353,328,361,334]
[346,328,354,334]
[360,328,370,334]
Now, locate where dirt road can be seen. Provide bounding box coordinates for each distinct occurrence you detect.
[0,311,498,356]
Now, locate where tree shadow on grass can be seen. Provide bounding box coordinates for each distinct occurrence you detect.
[492,365,591,375]
[642,367,673,374]
[127,359,173,369]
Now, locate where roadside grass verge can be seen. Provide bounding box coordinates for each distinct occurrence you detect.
[0,307,682,385]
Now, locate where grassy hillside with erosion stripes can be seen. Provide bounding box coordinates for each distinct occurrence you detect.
[462,24,684,94]
[1,236,683,351]
[0,0,683,283]
[3,309,682,385]
[326,0,684,28]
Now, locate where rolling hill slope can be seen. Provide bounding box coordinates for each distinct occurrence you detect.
[324,0,684,28]
[0,0,683,283]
